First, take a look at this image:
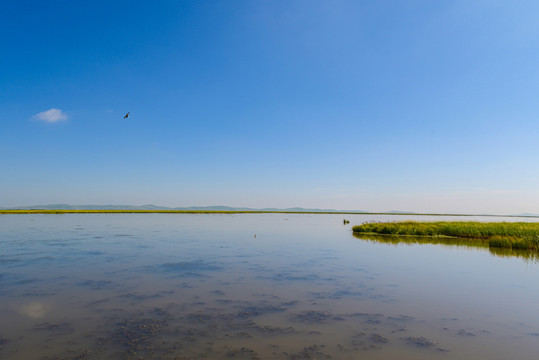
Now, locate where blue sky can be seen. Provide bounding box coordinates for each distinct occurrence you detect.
[2,0,539,214]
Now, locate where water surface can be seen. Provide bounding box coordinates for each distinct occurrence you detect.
[1,213,538,359]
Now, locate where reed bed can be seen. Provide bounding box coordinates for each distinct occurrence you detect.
[352,221,539,250]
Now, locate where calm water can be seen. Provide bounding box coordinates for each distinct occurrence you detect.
[1,213,539,359]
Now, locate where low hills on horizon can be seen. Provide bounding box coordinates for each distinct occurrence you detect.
[0,204,538,217]
[0,203,369,213]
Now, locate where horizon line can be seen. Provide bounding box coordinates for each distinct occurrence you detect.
[1,208,538,218]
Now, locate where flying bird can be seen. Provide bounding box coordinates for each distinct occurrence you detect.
[123,112,130,119]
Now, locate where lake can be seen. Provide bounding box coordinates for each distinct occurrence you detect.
[1,213,539,359]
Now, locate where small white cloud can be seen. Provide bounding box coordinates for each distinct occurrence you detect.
[34,108,68,123]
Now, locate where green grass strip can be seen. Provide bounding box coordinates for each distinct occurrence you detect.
[352,221,539,251]
[0,209,327,215]
[0,209,421,215]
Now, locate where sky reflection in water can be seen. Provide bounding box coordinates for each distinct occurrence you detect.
[1,213,539,359]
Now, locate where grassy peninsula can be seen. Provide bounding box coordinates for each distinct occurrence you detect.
[353,221,539,250]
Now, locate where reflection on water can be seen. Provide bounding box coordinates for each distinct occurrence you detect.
[19,302,49,319]
[353,233,539,263]
[353,232,491,248]
[1,213,539,359]
[487,247,539,262]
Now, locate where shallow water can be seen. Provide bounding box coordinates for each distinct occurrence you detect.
[1,213,539,359]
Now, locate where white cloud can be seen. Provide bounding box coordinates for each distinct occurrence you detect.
[34,108,68,123]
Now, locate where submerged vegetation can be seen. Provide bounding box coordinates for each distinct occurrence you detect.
[352,221,539,251]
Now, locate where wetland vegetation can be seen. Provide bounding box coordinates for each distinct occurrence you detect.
[1,209,372,215]
[0,209,326,214]
[353,221,539,250]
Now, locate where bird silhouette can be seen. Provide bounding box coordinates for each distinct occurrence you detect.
[123,112,130,119]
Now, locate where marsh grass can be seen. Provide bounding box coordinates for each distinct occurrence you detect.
[0,210,251,214]
[2,210,370,215]
[0,210,350,215]
[352,221,539,251]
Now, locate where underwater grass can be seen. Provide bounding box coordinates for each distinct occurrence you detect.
[352,221,539,251]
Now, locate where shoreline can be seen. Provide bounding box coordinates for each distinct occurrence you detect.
[1,209,538,217]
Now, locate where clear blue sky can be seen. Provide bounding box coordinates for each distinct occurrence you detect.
[2,0,539,214]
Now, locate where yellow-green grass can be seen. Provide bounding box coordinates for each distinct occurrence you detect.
[352,221,539,250]
[1,209,375,215]
[0,209,256,214]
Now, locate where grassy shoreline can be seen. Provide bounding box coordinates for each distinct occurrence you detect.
[0,209,343,215]
[1,209,538,218]
[352,221,539,250]
[0,210,423,215]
